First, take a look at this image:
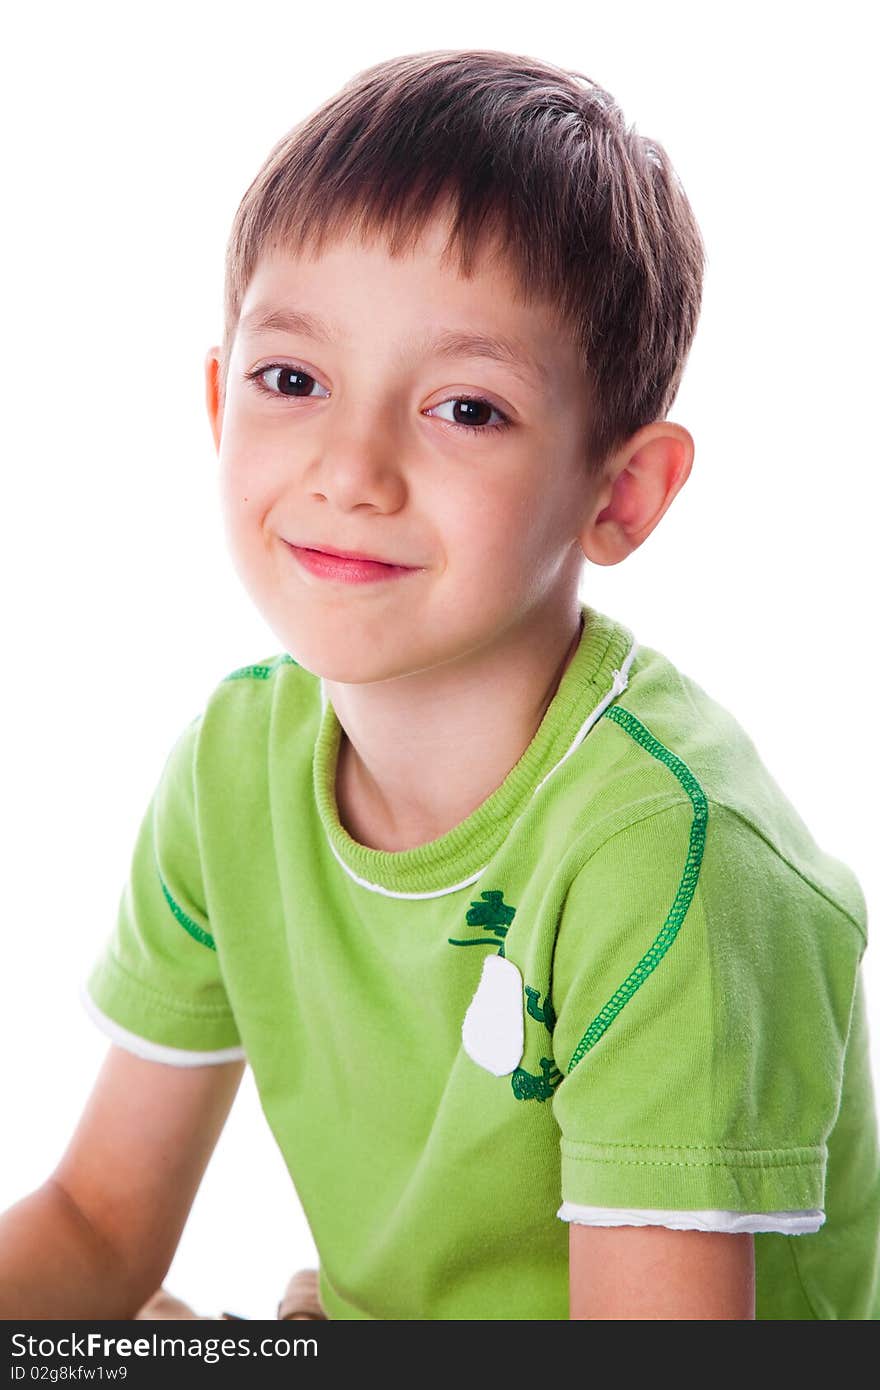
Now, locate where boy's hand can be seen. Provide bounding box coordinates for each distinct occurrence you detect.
[569,1222,755,1319]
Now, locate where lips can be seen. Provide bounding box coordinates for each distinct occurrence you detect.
[283,541,419,585]
[291,541,409,567]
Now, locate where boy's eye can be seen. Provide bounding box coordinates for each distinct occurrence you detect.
[425,397,509,433]
[245,362,511,437]
[249,365,329,399]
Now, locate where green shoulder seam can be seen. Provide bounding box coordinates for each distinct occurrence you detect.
[566,705,709,1073]
[221,653,298,682]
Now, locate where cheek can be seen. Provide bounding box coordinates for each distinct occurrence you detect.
[439,473,562,576]
[217,424,279,522]
[217,462,272,577]
[430,483,501,575]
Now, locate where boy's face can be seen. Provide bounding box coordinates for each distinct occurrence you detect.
[205,212,600,683]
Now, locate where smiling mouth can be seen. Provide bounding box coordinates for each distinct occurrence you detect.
[286,539,416,567]
[283,541,421,583]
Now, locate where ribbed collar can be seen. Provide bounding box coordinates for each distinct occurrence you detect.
[312,602,636,896]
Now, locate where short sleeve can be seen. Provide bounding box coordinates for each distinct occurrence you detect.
[81,714,245,1066]
[550,799,864,1232]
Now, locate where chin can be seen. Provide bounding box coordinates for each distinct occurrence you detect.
[282,634,420,687]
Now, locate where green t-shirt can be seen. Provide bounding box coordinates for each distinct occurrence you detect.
[82,603,880,1319]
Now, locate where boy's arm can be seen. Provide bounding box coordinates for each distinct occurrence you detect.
[569,1223,755,1319]
[553,801,858,1322]
[0,1043,245,1319]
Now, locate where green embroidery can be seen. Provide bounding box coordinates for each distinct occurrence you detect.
[222,654,298,681]
[525,985,556,1032]
[566,705,708,1074]
[467,890,516,933]
[448,889,516,949]
[447,937,502,946]
[513,990,558,1099]
[511,1057,562,1102]
[159,874,216,951]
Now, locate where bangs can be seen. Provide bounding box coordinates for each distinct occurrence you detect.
[220,49,704,472]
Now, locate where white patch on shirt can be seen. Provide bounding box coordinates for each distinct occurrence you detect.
[462,953,524,1076]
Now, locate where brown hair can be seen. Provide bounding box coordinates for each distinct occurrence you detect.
[221,48,705,473]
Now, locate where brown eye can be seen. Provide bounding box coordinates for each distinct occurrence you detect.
[262,366,323,397]
[247,364,329,400]
[427,395,511,436]
[451,399,493,427]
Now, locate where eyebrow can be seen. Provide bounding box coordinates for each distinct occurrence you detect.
[239,305,549,389]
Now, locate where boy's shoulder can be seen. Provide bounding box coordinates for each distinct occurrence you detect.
[202,647,317,718]
[186,644,321,782]
[587,636,866,945]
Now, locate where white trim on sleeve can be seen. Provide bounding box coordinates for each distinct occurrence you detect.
[79,982,247,1068]
[557,1201,825,1235]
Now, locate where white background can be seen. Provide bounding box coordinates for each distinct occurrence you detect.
[1,0,877,1319]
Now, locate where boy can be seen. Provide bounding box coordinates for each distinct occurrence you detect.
[1,47,878,1321]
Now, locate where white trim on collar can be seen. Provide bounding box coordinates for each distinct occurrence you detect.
[319,637,639,898]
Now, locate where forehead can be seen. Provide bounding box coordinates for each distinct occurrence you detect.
[236,216,581,395]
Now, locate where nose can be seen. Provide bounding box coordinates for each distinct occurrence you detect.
[306,406,408,512]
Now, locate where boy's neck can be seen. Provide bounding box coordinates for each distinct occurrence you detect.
[330,603,585,853]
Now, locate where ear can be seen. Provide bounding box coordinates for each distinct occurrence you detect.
[204,347,224,454]
[580,422,694,567]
